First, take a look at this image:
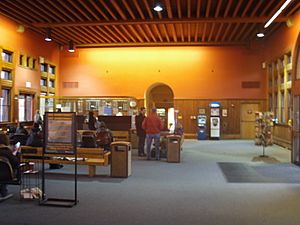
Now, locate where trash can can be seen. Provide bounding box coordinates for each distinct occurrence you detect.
[167,135,181,163]
[111,141,132,177]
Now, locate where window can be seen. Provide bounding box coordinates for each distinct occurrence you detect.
[275,92,278,120]
[287,71,291,82]
[19,54,24,66]
[18,94,33,122]
[32,58,36,69]
[49,65,55,74]
[288,90,292,122]
[281,91,285,123]
[49,80,55,88]
[41,63,47,72]
[0,89,10,122]
[281,73,284,84]
[269,94,272,112]
[40,78,47,86]
[2,50,12,63]
[26,56,30,67]
[1,69,12,80]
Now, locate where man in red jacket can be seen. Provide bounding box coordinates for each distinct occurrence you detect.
[142,108,164,160]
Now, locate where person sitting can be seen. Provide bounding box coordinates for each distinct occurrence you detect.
[95,121,113,151]
[26,127,43,147]
[0,133,20,201]
[15,123,28,136]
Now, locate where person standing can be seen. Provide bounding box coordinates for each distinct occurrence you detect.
[142,108,164,160]
[33,110,42,129]
[135,107,146,157]
[88,111,96,130]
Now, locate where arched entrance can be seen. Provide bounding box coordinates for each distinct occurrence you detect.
[292,33,300,164]
[145,83,174,129]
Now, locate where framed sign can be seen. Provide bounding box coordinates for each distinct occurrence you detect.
[222,109,228,117]
[44,112,76,154]
[198,108,206,114]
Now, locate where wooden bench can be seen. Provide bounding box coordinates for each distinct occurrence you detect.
[20,146,111,177]
[112,130,129,142]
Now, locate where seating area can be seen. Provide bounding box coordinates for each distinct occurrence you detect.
[20,146,111,177]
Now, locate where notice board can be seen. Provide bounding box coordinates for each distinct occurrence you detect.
[44,112,76,154]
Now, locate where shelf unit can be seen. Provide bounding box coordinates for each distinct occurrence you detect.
[255,112,274,146]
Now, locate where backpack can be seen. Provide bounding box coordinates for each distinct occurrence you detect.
[96,130,112,146]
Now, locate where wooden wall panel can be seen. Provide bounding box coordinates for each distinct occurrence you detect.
[273,124,292,149]
[174,99,266,139]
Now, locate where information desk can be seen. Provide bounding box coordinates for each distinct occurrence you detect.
[21,146,111,177]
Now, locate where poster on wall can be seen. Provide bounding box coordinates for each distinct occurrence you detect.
[44,112,76,154]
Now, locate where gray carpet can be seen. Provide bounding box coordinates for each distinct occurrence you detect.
[1,140,300,225]
[219,162,300,183]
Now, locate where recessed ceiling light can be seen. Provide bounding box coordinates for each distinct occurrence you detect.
[153,4,163,12]
[256,32,265,38]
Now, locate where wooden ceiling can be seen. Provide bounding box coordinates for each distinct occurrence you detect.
[0,0,299,48]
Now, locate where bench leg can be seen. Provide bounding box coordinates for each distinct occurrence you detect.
[88,165,96,177]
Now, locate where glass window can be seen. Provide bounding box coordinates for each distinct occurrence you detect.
[49,65,55,74]
[26,56,30,67]
[287,52,292,64]
[19,55,24,66]
[49,80,55,88]
[288,90,292,122]
[2,50,12,63]
[281,91,285,123]
[288,71,291,81]
[0,89,10,122]
[1,69,12,80]
[269,94,272,112]
[281,73,284,84]
[18,94,33,122]
[275,92,278,120]
[40,79,47,86]
[32,59,36,69]
[41,63,47,72]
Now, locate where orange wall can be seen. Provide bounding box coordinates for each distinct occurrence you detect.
[59,46,266,99]
[0,14,60,91]
[262,12,300,61]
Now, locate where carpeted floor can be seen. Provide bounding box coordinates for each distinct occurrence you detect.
[1,140,300,225]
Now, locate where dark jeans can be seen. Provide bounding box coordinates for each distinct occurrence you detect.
[0,184,8,197]
[138,136,145,155]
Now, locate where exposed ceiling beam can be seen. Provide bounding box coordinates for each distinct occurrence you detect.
[33,17,289,28]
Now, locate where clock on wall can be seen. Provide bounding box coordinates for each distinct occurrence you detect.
[129,100,137,108]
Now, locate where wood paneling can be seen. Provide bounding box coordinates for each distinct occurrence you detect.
[174,99,265,139]
[240,103,260,139]
[273,124,292,149]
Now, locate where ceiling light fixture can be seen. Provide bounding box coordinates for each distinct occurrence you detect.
[264,0,292,28]
[45,28,52,42]
[68,40,75,53]
[153,2,163,12]
[256,32,265,38]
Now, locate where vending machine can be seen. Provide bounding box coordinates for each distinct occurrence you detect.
[209,102,220,139]
[197,114,207,140]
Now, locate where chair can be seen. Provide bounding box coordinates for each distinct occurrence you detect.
[0,156,21,202]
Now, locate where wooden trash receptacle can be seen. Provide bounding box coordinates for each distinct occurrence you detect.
[167,135,181,163]
[111,141,131,178]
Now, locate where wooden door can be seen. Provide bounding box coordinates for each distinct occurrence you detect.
[240,103,260,139]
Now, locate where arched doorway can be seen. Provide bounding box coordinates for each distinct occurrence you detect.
[145,83,174,129]
[292,34,300,164]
